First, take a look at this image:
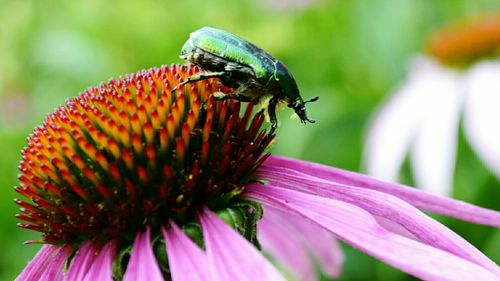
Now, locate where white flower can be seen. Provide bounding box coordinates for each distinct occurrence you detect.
[363,55,500,196]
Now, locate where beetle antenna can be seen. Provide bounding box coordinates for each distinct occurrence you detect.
[304,96,319,104]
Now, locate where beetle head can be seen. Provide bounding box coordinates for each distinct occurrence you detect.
[290,96,319,124]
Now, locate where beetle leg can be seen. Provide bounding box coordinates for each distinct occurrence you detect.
[171,71,225,93]
[268,96,279,133]
[213,92,253,102]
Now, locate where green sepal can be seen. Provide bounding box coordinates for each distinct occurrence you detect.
[215,199,263,249]
[152,233,170,279]
[182,222,204,248]
[112,242,131,280]
[110,233,171,280]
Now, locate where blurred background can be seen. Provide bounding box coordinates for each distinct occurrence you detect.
[1,0,500,280]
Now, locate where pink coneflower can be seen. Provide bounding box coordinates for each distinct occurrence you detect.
[15,64,500,281]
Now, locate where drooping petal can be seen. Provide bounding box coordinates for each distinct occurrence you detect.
[264,155,500,226]
[83,240,117,281]
[163,222,213,281]
[258,207,318,281]
[364,56,461,191]
[296,226,343,279]
[409,60,464,195]
[246,185,500,281]
[198,209,286,281]
[16,245,63,281]
[65,240,99,281]
[280,209,344,279]
[39,245,72,281]
[463,60,500,180]
[259,205,344,280]
[257,167,500,274]
[123,227,163,281]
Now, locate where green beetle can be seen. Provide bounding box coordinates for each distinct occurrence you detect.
[173,26,318,131]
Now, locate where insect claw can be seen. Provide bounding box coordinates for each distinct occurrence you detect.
[305,96,319,104]
[300,116,315,124]
[270,124,277,134]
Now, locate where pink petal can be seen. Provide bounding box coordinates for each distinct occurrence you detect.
[39,245,72,281]
[258,208,317,281]
[264,154,500,226]
[279,209,344,278]
[259,205,343,279]
[163,222,213,281]
[16,245,63,281]
[246,185,500,281]
[65,240,99,281]
[123,227,164,281]
[83,240,117,281]
[198,209,286,281]
[373,215,418,240]
[258,166,500,274]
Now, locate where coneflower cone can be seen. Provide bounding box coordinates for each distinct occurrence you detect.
[15,64,274,272]
[426,15,500,66]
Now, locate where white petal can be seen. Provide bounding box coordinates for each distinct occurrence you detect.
[410,60,464,195]
[463,60,500,180]
[364,56,456,183]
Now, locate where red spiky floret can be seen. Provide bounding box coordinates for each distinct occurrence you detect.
[15,64,274,244]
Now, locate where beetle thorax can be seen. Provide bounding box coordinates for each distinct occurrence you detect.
[273,62,302,104]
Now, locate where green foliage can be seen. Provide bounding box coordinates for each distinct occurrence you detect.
[1,0,499,280]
